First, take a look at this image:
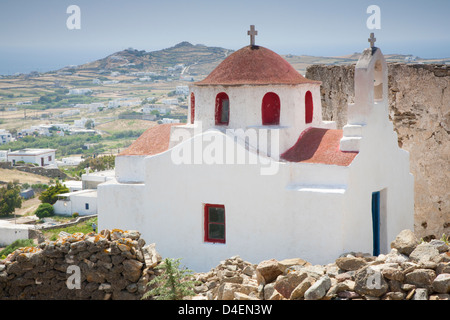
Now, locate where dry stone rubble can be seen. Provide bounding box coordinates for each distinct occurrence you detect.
[1,228,448,300]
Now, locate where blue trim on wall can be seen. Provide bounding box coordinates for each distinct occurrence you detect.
[372,191,381,256]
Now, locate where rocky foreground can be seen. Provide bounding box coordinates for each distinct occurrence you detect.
[0,229,448,300]
[191,230,450,300]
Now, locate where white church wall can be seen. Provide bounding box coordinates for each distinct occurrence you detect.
[340,105,414,255]
[99,131,351,272]
[115,155,147,183]
[97,180,146,230]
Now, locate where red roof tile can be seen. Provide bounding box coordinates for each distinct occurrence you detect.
[119,123,180,156]
[280,127,358,166]
[195,45,320,86]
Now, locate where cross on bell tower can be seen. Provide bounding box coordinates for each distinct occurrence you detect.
[368,32,376,48]
[248,25,258,46]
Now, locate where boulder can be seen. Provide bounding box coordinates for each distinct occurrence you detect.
[409,242,441,264]
[273,271,308,299]
[289,276,315,300]
[390,229,419,255]
[304,275,331,300]
[255,259,284,285]
[354,266,389,297]
[432,273,450,293]
[404,268,436,287]
[335,256,367,271]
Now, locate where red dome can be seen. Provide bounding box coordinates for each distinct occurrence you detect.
[195,45,320,86]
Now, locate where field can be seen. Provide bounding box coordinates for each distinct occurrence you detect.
[0,168,51,185]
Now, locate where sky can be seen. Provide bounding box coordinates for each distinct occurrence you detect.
[0,0,449,75]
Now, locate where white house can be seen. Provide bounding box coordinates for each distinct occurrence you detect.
[7,148,56,167]
[69,88,92,95]
[0,150,8,162]
[176,85,190,96]
[97,29,414,272]
[0,129,12,145]
[53,170,114,216]
[53,190,98,216]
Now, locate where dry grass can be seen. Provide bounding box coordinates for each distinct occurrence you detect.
[0,168,51,185]
[95,119,157,133]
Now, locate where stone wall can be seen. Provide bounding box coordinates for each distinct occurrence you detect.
[306,63,450,240]
[0,229,161,300]
[1,228,448,300]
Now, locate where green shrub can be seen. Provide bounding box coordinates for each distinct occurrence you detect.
[38,182,69,205]
[35,203,54,219]
[72,212,79,219]
[142,258,198,300]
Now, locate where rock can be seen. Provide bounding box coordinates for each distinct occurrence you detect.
[217,282,241,300]
[413,288,428,300]
[390,229,419,255]
[429,240,449,253]
[404,268,436,288]
[384,248,409,264]
[122,259,143,282]
[383,292,405,300]
[436,262,450,275]
[234,292,259,300]
[289,276,315,300]
[273,272,308,299]
[432,273,450,293]
[141,243,161,269]
[326,279,355,298]
[255,259,284,285]
[335,256,367,271]
[409,242,441,264]
[304,275,331,300]
[429,293,450,300]
[278,258,311,271]
[122,230,141,240]
[335,272,353,282]
[354,266,389,297]
[381,266,404,282]
[337,291,360,299]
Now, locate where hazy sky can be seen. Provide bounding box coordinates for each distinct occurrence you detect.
[0,0,449,74]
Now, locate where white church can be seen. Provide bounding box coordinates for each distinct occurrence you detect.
[98,28,414,272]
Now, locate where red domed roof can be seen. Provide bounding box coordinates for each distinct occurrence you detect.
[195,45,320,86]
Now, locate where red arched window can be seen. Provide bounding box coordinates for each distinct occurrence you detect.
[190,92,195,124]
[261,92,280,125]
[305,91,313,124]
[215,92,229,125]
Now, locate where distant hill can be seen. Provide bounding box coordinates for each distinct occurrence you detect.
[71,42,450,78]
[77,41,233,76]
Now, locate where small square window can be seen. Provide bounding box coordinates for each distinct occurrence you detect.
[85,203,89,210]
[204,204,225,243]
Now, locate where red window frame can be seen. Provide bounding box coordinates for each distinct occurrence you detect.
[190,92,195,124]
[204,204,225,243]
[215,92,230,125]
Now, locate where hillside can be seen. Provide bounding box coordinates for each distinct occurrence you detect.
[77,41,233,76]
[70,41,449,77]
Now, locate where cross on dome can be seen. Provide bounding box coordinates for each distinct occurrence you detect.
[248,25,258,46]
[368,32,376,48]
